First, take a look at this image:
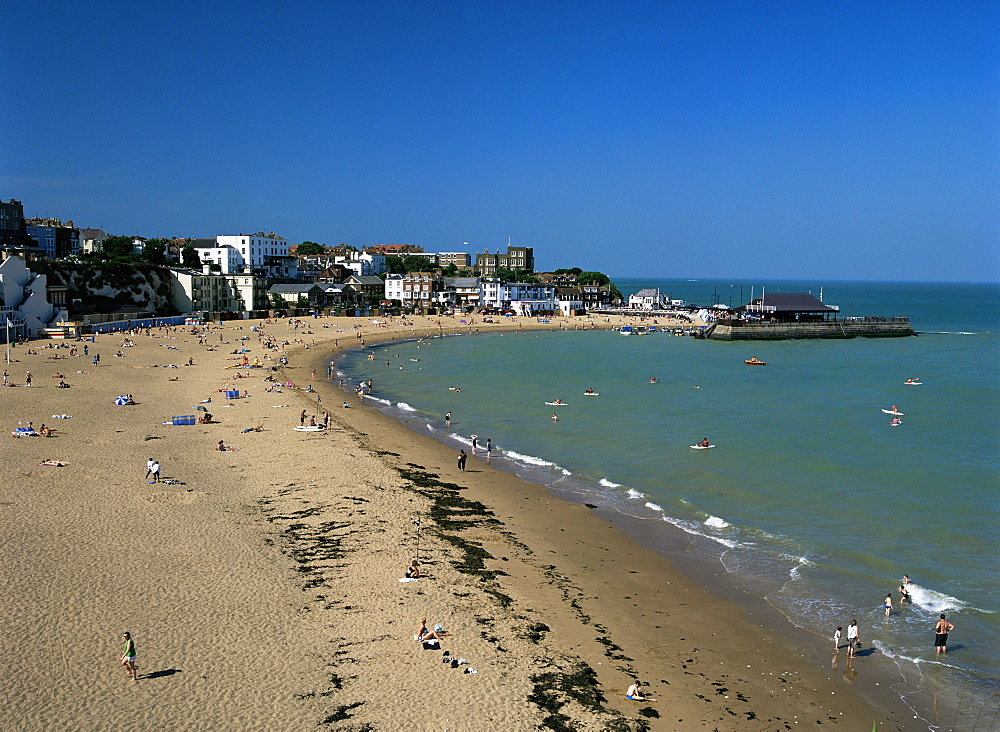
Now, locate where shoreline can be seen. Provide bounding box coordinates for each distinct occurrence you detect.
[300,315,919,729]
[1,314,917,730]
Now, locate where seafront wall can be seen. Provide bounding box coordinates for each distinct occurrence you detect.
[703,320,915,340]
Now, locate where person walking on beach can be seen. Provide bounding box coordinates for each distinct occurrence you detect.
[934,614,955,654]
[485,438,492,462]
[120,632,138,681]
[149,460,161,483]
[145,458,155,480]
[25,371,31,387]
[846,619,860,657]
[457,449,467,471]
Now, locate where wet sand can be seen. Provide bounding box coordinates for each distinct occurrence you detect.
[0,314,913,730]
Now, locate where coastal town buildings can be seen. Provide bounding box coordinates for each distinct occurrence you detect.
[343,274,384,303]
[25,218,80,258]
[628,288,672,310]
[438,251,471,268]
[195,233,297,278]
[169,267,269,314]
[80,228,109,254]
[480,279,557,315]
[475,245,534,276]
[0,199,34,250]
[441,276,481,308]
[384,272,440,306]
[366,244,424,256]
[268,283,325,308]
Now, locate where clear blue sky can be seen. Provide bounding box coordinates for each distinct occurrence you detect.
[2,0,997,281]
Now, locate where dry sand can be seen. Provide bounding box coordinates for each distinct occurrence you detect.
[0,315,914,730]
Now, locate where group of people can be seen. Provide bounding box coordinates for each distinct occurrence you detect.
[835,575,958,658]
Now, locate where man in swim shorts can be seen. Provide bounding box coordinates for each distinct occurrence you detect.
[934,614,955,654]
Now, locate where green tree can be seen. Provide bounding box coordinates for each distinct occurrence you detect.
[181,244,202,268]
[441,263,458,277]
[102,236,134,260]
[297,241,326,255]
[401,254,431,273]
[143,238,167,264]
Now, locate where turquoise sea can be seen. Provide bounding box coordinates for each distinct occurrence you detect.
[337,279,1000,729]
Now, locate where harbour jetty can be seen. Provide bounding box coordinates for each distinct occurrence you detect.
[698,292,915,340]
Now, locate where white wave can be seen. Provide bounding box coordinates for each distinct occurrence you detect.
[600,478,623,488]
[659,515,739,548]
[626,488,645,500]
[788,556,814,580]
[425,423,435,432]
[870,640,964,670]
[396,402,417,412]
[645,502,664,512]
[368,397,391,405]
[503,449,570,474]
[906,584,967,613]
[704,515,729,529]
[917,331,976,335]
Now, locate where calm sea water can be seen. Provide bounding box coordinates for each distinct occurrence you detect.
[337,279,1000,727]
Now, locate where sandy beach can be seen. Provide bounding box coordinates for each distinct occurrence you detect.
[0,314,914,730]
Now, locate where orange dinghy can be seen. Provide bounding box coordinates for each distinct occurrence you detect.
[744,358,766,365]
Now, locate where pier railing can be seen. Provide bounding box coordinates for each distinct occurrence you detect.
[716,316,909,327]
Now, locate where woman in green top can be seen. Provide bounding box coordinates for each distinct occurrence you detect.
[120,632,137,681]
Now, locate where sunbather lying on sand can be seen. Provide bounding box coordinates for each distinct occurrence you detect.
[241,424,264,433]
[38,460,69,467]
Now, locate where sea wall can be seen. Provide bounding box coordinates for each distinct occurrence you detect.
[704,320,915,340]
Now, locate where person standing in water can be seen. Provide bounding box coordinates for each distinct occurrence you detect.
[846,620,860,658]
[934,614,955,654]
[884,593,893,617]
[445,411,451,427]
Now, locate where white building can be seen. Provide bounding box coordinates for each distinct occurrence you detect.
[216,232,289,267]
[384,273,404,302]
[628,288,669,310]
[0,253,65,339]
[480,280,557,315]
[168,267,268,314]
[196,246,244,274]
[194,232,297,278]
[359,251,388,275]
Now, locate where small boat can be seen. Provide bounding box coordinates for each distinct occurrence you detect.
[744,358,766,365]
